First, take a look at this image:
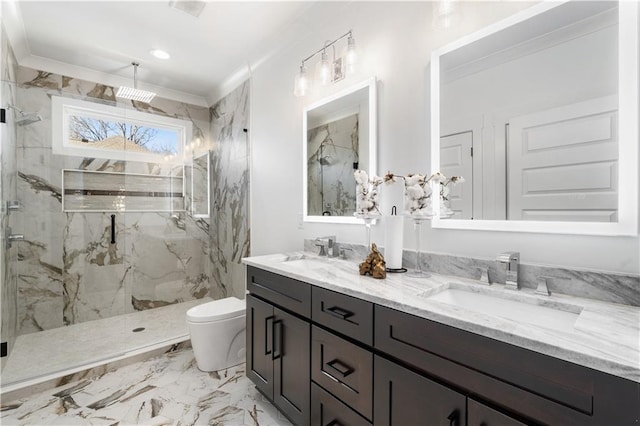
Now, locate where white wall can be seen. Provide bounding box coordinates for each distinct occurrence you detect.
[250,1,639,275]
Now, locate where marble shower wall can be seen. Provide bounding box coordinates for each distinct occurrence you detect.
[1,24,19,368]
[209,81,250,300]
[15,66,212,335]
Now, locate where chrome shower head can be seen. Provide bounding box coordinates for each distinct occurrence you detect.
[16,112,42,126]
[6,105,42,126]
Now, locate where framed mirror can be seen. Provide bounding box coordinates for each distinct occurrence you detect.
[431,1,638,235]
[191,151,210,218]
[303,77,377,223]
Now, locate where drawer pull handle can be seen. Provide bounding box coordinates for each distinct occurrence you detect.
[447,410,459,426]
[327,421,342,426]
[272,320,283,360]
[326,306,353,320]
[326,359,354,378]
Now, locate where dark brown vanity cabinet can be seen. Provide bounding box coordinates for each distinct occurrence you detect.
[247,266,639,426]
[246,267,311,425]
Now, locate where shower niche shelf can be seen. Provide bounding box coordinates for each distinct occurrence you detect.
[62,169,184,213]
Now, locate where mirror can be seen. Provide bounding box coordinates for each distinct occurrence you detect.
[191,151,210,218]
[303,77,377,223]
[431,1,638,235]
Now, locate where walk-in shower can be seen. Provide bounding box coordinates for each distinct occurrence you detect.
[0,69,214,392]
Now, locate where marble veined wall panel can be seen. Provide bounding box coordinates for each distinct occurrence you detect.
[209,81,250,300]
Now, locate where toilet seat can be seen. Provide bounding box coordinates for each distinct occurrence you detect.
[186,297,245,323]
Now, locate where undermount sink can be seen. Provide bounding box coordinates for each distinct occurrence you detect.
[278,253,332,267]
[425,287,582,332]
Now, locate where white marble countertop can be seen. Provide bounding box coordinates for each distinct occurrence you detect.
[243,252,640,383]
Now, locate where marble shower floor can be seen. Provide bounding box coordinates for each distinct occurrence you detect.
[0,348,291,425]
[1,298,211,389]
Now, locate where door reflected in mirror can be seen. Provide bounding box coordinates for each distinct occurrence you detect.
[303,77,377,223]
[431,0,638,235]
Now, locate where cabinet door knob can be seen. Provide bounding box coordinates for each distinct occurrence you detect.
[447,410,459,426]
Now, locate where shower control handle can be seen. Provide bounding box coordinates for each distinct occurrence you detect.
[5,228,24,249]
[6,200,20,212]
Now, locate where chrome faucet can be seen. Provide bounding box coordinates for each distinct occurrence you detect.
[497,251,519,290]
[314,236,336,257]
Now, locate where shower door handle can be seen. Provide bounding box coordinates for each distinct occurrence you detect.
[110,214,116,244]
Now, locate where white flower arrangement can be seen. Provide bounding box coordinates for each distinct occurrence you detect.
[354,170,386,216]
[403,172,465,217]
[353,170,464,217]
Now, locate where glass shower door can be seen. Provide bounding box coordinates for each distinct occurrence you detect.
[0,73,131,388]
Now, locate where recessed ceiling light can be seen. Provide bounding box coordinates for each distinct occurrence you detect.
[150,49,170,60]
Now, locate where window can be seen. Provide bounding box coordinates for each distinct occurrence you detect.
[52,96,192,162]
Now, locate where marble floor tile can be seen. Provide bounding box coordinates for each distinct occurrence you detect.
[1,348,291,426]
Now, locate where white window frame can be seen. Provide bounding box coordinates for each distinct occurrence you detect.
[52,96,192,163]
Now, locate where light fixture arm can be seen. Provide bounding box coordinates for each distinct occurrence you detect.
[300,30,352,67]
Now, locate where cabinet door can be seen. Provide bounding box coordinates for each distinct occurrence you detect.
[468,399,527,426]
[273,307,310,425]
[246,294,274,400]
[374,356,466,426]
[312,383,371,426]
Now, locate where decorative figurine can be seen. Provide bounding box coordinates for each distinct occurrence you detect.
[359,243,387,279]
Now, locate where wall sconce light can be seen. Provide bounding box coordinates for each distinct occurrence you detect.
[294,30,357,97]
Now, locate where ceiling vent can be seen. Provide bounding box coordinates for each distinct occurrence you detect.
[169,0,207,18]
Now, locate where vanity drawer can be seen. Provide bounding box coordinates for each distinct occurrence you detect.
[247,266,311,317]
[312,286,373,345]
[312,326,373,420]
[311,383,371,426]
[374,304,595,425]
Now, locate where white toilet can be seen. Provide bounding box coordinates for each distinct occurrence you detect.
[186,297,246,372]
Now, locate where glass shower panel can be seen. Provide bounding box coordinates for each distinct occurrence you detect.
[1,75,20,374]
[119,104,210,352]
[0,73,131,388]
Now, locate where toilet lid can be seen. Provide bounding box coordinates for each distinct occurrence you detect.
[186,297,246,323]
